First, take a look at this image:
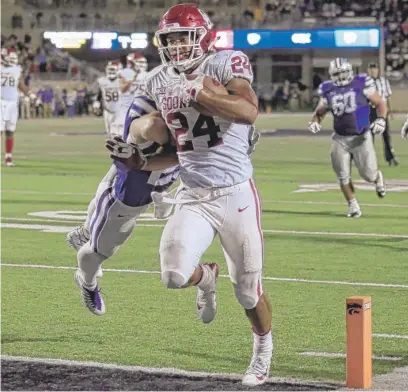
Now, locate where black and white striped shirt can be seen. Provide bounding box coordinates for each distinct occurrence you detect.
[373,76,392,102]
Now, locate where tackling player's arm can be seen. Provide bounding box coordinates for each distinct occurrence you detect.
[195,78,258,125]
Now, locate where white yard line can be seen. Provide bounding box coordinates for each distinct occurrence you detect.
[299,352,404,361]
[0,190,94,196]
[0,355,340,387]
[2,263,408,289]
[263,200,408,208]
[1,222,408,239]
[263,230,408,239]
[373,334,408,340]
[1,217,82,224]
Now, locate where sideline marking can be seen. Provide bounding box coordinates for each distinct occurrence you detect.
[2,263,408,289]
[0,355,341,388]
[299,352,404,361]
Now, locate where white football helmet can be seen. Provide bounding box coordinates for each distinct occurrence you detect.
[126,53,148,72]
[328,58,354,86]
[105,60,121,80]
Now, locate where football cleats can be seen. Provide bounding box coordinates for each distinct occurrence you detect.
[155,3,215,72]
[105,60,121,80]
[328,58,354,86]
[126,53,148,73]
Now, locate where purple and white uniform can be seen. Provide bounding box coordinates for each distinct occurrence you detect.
[318,74,380,184]
[88,95,179,257]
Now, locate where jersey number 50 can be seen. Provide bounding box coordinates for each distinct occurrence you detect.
[332,91,357,116]
[166,112,224,152]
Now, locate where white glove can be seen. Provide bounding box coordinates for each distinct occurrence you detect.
[248,126,260,155]
[179,73,205,105]
[93,101,101,110]
[105,136,146,167]
[370,117,386,135]
[308,121,321,134]
[401,118,408,140]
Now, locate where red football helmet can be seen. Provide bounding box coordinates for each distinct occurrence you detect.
[1,48,18,67]
[155,3,215,72]
[105,60,122,80]
[126,53,148,72]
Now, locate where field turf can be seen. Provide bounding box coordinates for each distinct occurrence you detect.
[1,114,407,387]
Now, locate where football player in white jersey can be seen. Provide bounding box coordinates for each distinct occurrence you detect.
[1,49,33,166]
[110,53,148,136]
[140,4,272,386]
[95,61,121,135]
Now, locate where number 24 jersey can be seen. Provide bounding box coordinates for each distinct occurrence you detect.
[145,50,254,189]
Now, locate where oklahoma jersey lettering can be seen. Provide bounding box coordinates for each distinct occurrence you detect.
[1,65,21,102]
[145,50,254,188]
[97,76,120,114]
[319,74,376,136]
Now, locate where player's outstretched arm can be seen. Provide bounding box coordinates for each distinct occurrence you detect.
[127,111,170,145]
[308,99,328,133]
[119,75,133,93]
[194,77,258,125]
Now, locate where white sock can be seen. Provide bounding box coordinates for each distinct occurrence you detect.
[197,265,213,292]
[77,242,105,289]
[348,198,358,207]
[253,330,273,357]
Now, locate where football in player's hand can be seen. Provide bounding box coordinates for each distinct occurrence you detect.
[186,74,228,116]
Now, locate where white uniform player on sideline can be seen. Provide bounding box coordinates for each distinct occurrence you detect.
[110,54,148,136]
[94,61,121,135]
[1,48,34,166]
[69,95,180,314]
[123,4,272,387]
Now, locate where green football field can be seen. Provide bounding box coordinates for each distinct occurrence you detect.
[1,114,408,384]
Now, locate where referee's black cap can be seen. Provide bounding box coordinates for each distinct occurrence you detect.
[368,62,379,69]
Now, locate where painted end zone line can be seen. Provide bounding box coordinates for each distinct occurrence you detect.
[2,263,408,289]
[1,355,341,388]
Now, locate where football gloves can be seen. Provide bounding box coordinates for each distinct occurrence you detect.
[370,117,386,135]
[308,121,322,134]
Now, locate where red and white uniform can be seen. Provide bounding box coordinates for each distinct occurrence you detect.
[1,65,21,132]
[147,49,263,305]
[97,76,120,135]
[111,68,147,137]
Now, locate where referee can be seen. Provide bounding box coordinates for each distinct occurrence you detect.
[367,62,398,166]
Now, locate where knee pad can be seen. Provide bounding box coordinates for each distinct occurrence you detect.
[161,270,188,289]
[233,271,262,310]
[361,170,378,184]
[339,177,350,185]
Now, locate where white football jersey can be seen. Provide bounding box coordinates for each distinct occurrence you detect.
[98,76,120,114]
[1,65,22,102]
[119,68,147,112]
[145,50,254,188]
